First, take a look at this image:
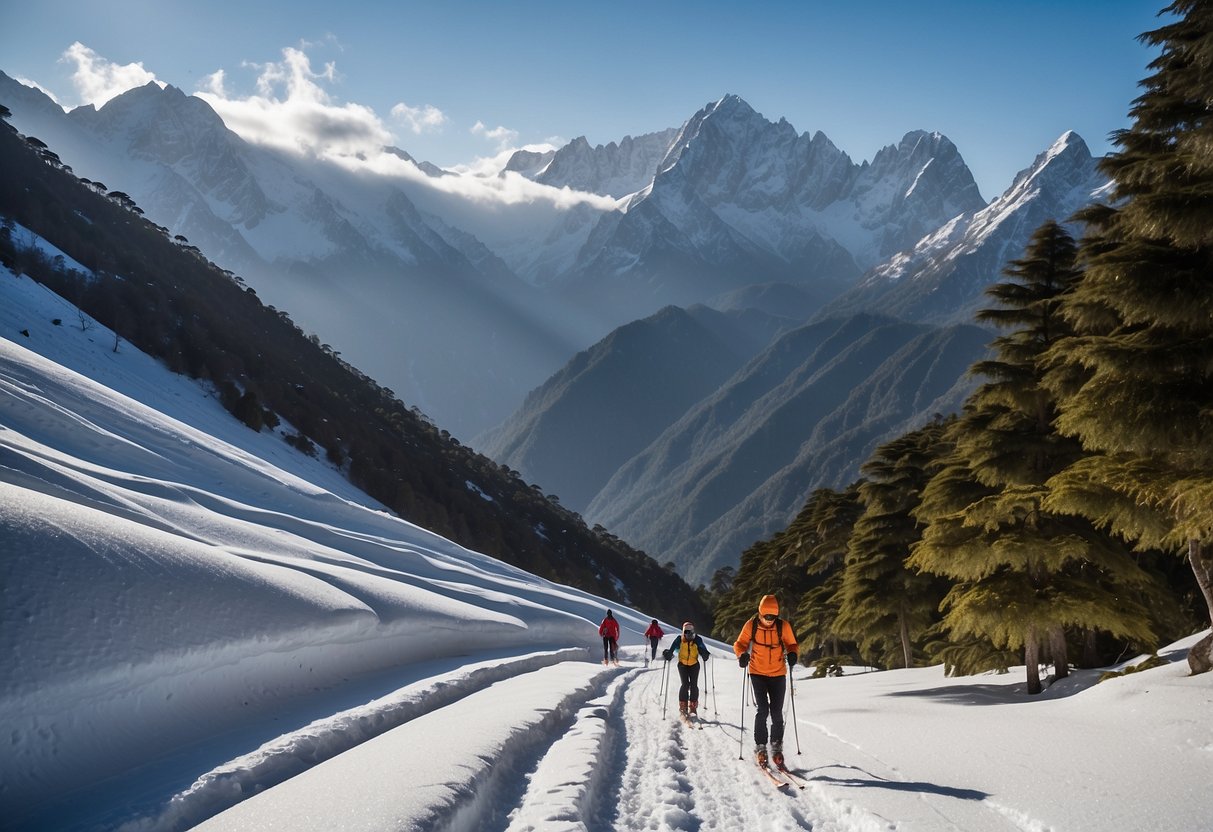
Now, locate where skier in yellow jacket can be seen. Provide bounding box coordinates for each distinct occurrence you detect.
[734,594,798,768]
[663,621,710,720]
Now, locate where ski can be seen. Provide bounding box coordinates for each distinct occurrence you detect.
[679,713,703,730]
[774,762,807,790]
[755,761,790,790]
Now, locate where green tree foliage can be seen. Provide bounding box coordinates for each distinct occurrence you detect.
[1040,1,1213,655]
[912,221,1160,693]
[835,419,951,669]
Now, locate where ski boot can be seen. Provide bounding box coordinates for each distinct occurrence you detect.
[755,744,768,767]
[771,741,785,769]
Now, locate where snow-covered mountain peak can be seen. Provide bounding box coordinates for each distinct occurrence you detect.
[1004,130,1093,195]
[384,145,449,178]
[705,92,759,120]
[73,80,232,164]
[853,130,1108,315]
[566,94,989,303]
[502,146,557,178]
[862,130,978,200]
[529,129,678,198]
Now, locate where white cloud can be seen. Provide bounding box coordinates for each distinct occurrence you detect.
[195,46,393,158]
[60,42,163,108]
[187,44,613,212]
[391,102,447,135]
[471,121,520,150]
[46,42,613,213]
[448,143,556,179]
[342,145,617,212]
[200,69,227,98]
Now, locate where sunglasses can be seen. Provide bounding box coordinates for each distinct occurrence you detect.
[760,614,776,621]
[683,629,694,636]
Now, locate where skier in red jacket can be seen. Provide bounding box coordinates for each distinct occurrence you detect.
[644,618,665,664]
[599,610,620,665]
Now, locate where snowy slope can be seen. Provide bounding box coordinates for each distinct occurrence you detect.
[0,265,628,829]
[3,223,1211,832]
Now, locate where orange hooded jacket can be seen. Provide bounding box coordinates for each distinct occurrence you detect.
[733,595,798,677]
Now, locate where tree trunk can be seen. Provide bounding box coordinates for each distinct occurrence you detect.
[1188,539,1213,676]
[899,607,912,669]
[1025,630,1042,695]
[1049,626,1069,680]
[1190,539,1213,628]
[1190,632,1213,675]
[1081,628,1100,668]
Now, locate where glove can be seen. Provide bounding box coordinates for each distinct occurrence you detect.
[787,652,798,667]
[702,653,709,661]
[738,653,750,668]
[662,649,672,661]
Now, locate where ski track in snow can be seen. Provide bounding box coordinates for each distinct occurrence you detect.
[172,650,1033,832]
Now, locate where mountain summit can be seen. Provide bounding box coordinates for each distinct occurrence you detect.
[545,95,987,325]
[822,130,1109,325]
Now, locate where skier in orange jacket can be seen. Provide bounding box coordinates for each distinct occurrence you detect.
[734,594,798,768]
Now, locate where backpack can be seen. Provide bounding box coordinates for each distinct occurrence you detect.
[746,615,786,658]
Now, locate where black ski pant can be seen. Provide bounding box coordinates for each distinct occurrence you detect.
[649,636,660,660]
[602,637,618,662]
[749,673,787,746]
[677,661,701,703]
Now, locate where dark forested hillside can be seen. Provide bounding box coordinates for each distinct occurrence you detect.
[0,115,709,627]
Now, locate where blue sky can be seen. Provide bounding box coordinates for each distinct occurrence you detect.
[2,0,1165,200]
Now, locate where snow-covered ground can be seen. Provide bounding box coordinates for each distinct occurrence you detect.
[2,260,1211,832]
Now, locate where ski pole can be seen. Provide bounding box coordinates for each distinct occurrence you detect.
[711,656,717,713]
[788,665,802,754]
[662,655,672,720]
[738,663,747,759]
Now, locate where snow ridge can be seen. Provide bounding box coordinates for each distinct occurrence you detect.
[119,649,587,832]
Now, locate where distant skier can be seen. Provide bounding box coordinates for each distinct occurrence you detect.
[644,618,665,664]
[663,621,710,719]
[734,595,797,768]
[599,610,620,665]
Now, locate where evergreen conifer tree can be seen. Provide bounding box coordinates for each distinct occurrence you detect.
[1041,1,1213,671]
[713,487,853,649]
[835,420,951,669]
[791,485,863,663]
[912,222,1158,693]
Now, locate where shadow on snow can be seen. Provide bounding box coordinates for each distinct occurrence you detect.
[800,764,988,801]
